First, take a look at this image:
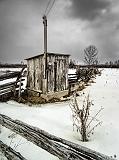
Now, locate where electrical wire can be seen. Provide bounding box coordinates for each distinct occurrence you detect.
[46,0,56,16]
[44,0,51,15]
[44,0,56,16]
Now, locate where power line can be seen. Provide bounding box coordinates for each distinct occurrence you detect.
[44,0,51,15]
[46,0,56,16]
[44,0,56,16]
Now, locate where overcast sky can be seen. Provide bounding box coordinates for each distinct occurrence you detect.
[0,0,119,64]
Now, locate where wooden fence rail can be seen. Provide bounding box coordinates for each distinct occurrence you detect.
[68,73,78,84]
[0,114,115,160]
[0,140,27,160]
[0,71,21,81]
[0,67,26,101]
[0,79,24,91]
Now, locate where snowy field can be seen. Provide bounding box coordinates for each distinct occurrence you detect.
[0,68,119,159]
[0,68,22,76]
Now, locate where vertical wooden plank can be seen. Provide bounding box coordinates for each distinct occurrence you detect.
[34,58,39,90]
[54,61,57,92]
[18,77,22,101]
[66,56,69,89]
[47,56,49,92]
[39,57,41,91]
[33,59,35,89]
[49,55,55,93]
[41,56,44,92]
[27,60,30,88]
[29,59,34,90]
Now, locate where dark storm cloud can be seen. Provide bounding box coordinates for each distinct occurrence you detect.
[68,0,111,21]
[0,0,119,64]
[0,0,47,63]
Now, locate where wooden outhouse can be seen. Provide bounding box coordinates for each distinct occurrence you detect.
[26,52,70,94]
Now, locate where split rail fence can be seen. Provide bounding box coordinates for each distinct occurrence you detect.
[0,67,26,101]
[0,114,115,160]
[68,73,78,84]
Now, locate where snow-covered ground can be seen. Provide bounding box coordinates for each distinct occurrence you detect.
[0,68,119,159]
[0,68,22,72]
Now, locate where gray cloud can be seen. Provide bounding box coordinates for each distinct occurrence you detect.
[0,0,119,64]
[0,0,46,63]
[67,0,111,21]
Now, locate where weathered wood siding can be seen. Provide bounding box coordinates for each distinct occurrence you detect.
[27,54,69,94]
[47,55,55,92]
[47,55,69,93]
[27,59,34,89]
[27,56,43,90]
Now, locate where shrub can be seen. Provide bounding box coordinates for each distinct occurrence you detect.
[70,93,103,142]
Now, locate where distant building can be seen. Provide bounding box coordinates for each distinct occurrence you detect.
[25,52,70,94]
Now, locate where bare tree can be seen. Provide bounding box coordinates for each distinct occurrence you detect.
[70,93,103,142]
[84,45,98,65]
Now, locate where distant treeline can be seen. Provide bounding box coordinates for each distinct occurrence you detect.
[69,59,119,68]
[77,64,119,68]
[0,63,27,68]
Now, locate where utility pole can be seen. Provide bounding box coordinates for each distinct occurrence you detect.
[43,15,48,93]
[43,15,47,79]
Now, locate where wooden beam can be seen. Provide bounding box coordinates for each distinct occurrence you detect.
[0,114,115,160]
[0,79,25,90]
[0,84,23,95]
[0,140,27,160]
[27,88,42,94]
[0,72,20,81]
